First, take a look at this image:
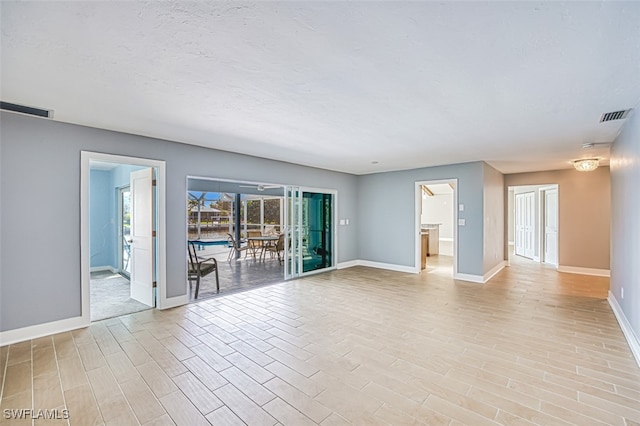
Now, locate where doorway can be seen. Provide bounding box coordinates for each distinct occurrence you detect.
[415,180,457,276]
[81,152,167,324]
[186,177,290,300]
[509,184,559,266]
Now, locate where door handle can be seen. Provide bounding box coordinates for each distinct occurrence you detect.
[127,239,134,243]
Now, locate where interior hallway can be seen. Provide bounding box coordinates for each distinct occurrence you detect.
[1,258,637,425]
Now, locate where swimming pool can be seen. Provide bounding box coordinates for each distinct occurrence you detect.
[189,239,231,249]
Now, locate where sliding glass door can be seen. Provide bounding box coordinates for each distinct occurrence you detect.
[285,186,335,279]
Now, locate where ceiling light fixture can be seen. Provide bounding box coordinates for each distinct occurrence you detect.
[573,158,599,172]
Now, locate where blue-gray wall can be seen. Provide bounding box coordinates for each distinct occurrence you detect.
[356,162,486,275]
[610,108,640,341]
[0,111,358,331]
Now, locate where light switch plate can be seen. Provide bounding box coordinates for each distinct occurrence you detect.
[459,204,465,211]
[458,219,466,226]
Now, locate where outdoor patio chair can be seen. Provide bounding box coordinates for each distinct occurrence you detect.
[226,233,250,261]
[188,240,219,298]
[246,230,262,258]
[264,233,285,264]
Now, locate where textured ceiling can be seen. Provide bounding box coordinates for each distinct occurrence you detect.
[2,1,639,174]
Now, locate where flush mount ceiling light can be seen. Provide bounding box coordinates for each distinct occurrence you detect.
[573,158,599,172]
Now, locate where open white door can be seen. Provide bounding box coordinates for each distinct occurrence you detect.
[544,189,558,265]
[129,168,155,307]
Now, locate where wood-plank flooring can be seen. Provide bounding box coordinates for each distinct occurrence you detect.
[1,256,638,425]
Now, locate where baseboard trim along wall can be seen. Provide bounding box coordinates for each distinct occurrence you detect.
[454,261,506,284]
[159,295,189,310]
[0,294,189,346]
[358,260,417,274]
[337,260,359,269]
[453,273,484,283]
[0,316,86,347]
[608,291,640,368]
[557,265,610,277]
[341,259,505,284]
[484,261,507,282]
[338,260,417,274]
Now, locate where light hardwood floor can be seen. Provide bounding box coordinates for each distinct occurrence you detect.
[1,256,639,425]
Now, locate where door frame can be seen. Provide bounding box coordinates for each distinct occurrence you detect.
[414,179,458,276]
[81,151,167,326]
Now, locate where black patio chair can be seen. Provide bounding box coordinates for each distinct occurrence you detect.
[188,240,219,298]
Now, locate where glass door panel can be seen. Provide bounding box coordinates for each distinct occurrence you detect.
[285,187,335,279]
[302,192,333,273]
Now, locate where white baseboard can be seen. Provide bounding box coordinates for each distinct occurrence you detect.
[158,295,188,310]
[454,261,506,284]
[336,259,417,274]
[439,238,454,242]
[0,316,88,347]
[0,294,188,346]
[454,273,484,283]
[484,261,507,282]
[337,259,502,284]
[608,291,640,368]
[337,260,359,269]
[357,260,417,274]
[557,265,610,277]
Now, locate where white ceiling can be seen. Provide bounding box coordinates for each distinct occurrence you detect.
[2,2,639,175]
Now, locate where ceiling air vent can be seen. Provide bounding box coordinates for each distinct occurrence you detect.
[1,101,52,118]
[600,109,631,122]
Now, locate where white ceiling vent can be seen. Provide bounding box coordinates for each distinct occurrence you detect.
[600,109,631,122]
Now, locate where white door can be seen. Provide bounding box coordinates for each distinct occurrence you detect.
[129,168,155,307]
[544,189,558,265]
[515,192,535,259]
